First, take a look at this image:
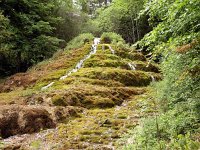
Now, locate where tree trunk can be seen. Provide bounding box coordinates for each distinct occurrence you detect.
[130,16,136,43]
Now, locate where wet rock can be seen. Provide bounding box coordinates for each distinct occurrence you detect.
[0,105,55,138]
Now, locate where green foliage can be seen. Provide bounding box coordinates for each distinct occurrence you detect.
[66,33,94,50]
[123,119,200,149]
[101,32,125,44]
[120,0,200,149]
[92,0,150,43]
[0,0,63,74]
[81,19,101,36]
[138,0,200,51]
[0,0,91,76]
[0,12,14,76]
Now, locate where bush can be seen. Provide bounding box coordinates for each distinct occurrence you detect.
[100,32,125,44]
[65,33,94,50]
[120,39,200,149]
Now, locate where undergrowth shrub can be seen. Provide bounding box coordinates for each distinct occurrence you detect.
[101,32,125,44]
[120,0,200,148]
[121,40,200,149]
[65,33,94,50]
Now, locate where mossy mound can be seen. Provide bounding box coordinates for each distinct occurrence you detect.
[72,67,152,86]
[112,46,146,61]
[18,94,149,150]
[134,61,160,73]
[84,59,127,68]
[117,51,146,61]
[62,77,124,87]
[48,85,146,108]
[125,61,160,73]
[89,53,121,61]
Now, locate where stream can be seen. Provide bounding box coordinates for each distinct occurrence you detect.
[41,38,100,90]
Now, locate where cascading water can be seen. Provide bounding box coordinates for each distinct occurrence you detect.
[41,82,55,91]
[41,38,100,90]
[108,45,115,54]
[60,38,100,80]
[150,75,155,82]
[128,63,136,71]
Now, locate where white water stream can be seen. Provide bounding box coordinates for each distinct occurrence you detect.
[150,75,155,82]
[41,38,100,90]
[108,45,115,54]
[128,63,136,71]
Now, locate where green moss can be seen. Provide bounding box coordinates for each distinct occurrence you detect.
[40,69,66,82]
[83,96,115,108]
[117,113,128,119]
[51,95,67,106]
[65,33,94,50]
[0,35,162,149]
[72,67,152,86]
[130,61,160,73]
[117,51,146,61]
[84,59,127,68]
[33,44,92,90]
[30,140,42,149]
[90,53,121,60]
[63,77,124,87]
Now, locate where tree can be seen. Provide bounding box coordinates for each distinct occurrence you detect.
[91,0,151,43]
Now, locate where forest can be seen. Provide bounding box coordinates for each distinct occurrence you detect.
[0,0,199,149]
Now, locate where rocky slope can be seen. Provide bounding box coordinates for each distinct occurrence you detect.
[0,40,161,149]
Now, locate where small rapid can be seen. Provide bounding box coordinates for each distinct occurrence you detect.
[128,63,136,71]
[41,82,55,91]
[150,75,155,82]
[108,45,115,54]
[41,38,100,90]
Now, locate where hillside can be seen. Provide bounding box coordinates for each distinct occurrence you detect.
[0,38,161,149]
[0,0,200,149]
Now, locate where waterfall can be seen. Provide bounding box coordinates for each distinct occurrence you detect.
[41,82,55,91]
[150,75,155,82]
[128,63,136,71]
[41,38,100,90]
[60,38,100,80]
[108,45,115,54]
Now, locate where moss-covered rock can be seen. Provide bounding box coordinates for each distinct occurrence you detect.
[116,51,146,61]
[43,85,146,108]
[62,77,124,87]
[73,67,152,86]
[84,59,127,68]
[51,95,67,106]
[124,61,160,73]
